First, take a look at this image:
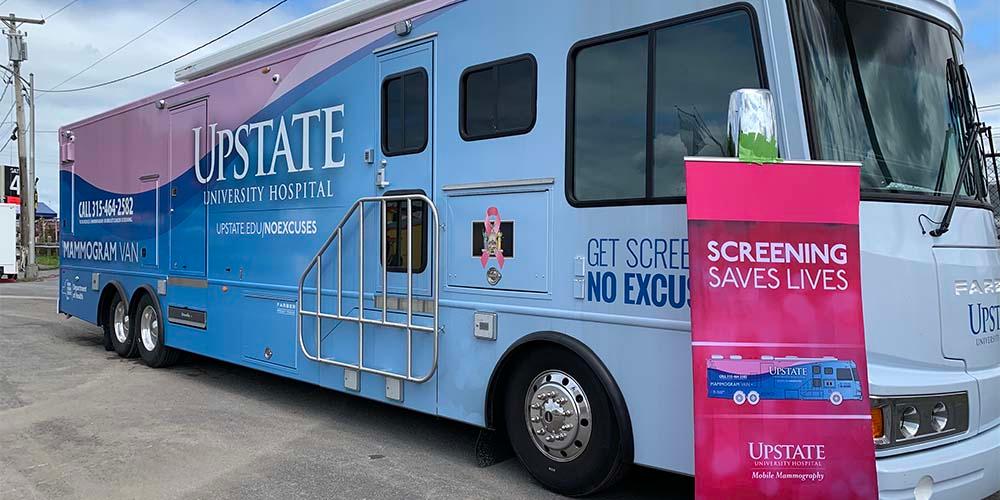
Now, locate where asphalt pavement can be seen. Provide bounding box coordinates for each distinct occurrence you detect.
[0,271,691,500]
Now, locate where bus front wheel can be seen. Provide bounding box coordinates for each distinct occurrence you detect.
[830,391,843,406]
[502,345,629,496]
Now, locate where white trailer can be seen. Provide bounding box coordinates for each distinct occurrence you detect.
[0,203,16,279]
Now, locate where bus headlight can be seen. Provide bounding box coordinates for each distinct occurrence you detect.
[931,402,949,432]
[870,392,968,450]
[898,406,920,439]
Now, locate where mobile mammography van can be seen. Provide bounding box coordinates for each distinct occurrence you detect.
[59,0,1000,496]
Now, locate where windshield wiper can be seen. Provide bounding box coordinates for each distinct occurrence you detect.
[930,122,983,237]
[931,62,987,237]
[836,2,895,186]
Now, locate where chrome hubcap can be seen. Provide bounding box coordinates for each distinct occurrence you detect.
[140,305,158,352]
[524,370,592,462]
[113,301,129,344]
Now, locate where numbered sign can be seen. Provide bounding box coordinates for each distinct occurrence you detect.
[3,165,19,204]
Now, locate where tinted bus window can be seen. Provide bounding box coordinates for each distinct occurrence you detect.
[837,368,853,381]
[382,69,428,156]
[572,35,648,202]
[569,8,764,205]
[652,12,763,197]
[461,55,536,140]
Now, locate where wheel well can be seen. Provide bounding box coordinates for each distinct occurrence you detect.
[484,332,633,453]
[128,285,159,322]
[96,282,127,327]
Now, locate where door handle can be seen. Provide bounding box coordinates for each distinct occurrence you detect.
[376,159,390,189]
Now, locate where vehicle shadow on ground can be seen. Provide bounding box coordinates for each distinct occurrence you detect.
[71,328,692,499]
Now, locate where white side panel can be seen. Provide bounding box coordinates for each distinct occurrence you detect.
[0,203,16,275]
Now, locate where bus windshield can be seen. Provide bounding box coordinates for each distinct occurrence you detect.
[790,0,980,200]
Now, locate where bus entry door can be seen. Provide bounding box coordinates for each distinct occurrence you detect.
[167,100,208,277]
[374,39,434,300]
[319,39,438,409]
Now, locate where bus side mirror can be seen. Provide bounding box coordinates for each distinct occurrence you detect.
[726,88,779,163]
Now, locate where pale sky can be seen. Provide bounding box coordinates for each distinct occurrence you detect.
[2,0,326,211]
[2,0,998,213]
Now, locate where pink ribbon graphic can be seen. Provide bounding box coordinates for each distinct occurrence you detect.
[481,206,504,269]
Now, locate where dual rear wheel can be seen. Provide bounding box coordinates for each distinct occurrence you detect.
[105,293,136,357]
[103,291,178,368]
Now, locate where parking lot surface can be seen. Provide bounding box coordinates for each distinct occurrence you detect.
[0,272,691,499]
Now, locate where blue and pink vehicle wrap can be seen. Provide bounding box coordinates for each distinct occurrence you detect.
[55,0,1000,497]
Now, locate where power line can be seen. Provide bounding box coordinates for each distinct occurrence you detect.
[47,0,201,92]
[44,0,80,20]
[0,95,17,153]
[981,103,1000,112]
[0,78,11,104]
[0,101,15,133]
[37,0,289,94]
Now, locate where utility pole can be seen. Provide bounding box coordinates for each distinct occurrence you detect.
[29,72,35,258]
[3,13,43,281]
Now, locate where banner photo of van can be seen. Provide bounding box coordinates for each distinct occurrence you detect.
[707,356,862,406]
[686,158,877,498]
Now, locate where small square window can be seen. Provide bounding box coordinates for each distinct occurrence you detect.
[382,193,428,274]
[460,55,537,140]
[382,68,428,156]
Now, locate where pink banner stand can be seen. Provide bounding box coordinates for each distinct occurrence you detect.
[686,158,877,498]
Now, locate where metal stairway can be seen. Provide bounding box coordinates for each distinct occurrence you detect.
[296,193,440,383]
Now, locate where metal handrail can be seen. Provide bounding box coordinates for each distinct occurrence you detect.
[296,193,440,383]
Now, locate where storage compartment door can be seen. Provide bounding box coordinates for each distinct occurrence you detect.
[241,295,299,370]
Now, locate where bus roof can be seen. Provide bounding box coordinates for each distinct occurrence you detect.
[890,0,962,34]
[174,0,963,84]
[174,0,422,82]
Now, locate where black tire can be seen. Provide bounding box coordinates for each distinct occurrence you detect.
[101,317,114,352]
[134,293,179,368]
[106,293,138,358]
[503,345,631,496]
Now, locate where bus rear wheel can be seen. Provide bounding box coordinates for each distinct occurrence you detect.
[134,294,179,368]
[502,345,629,497]
[106,293,138,358]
